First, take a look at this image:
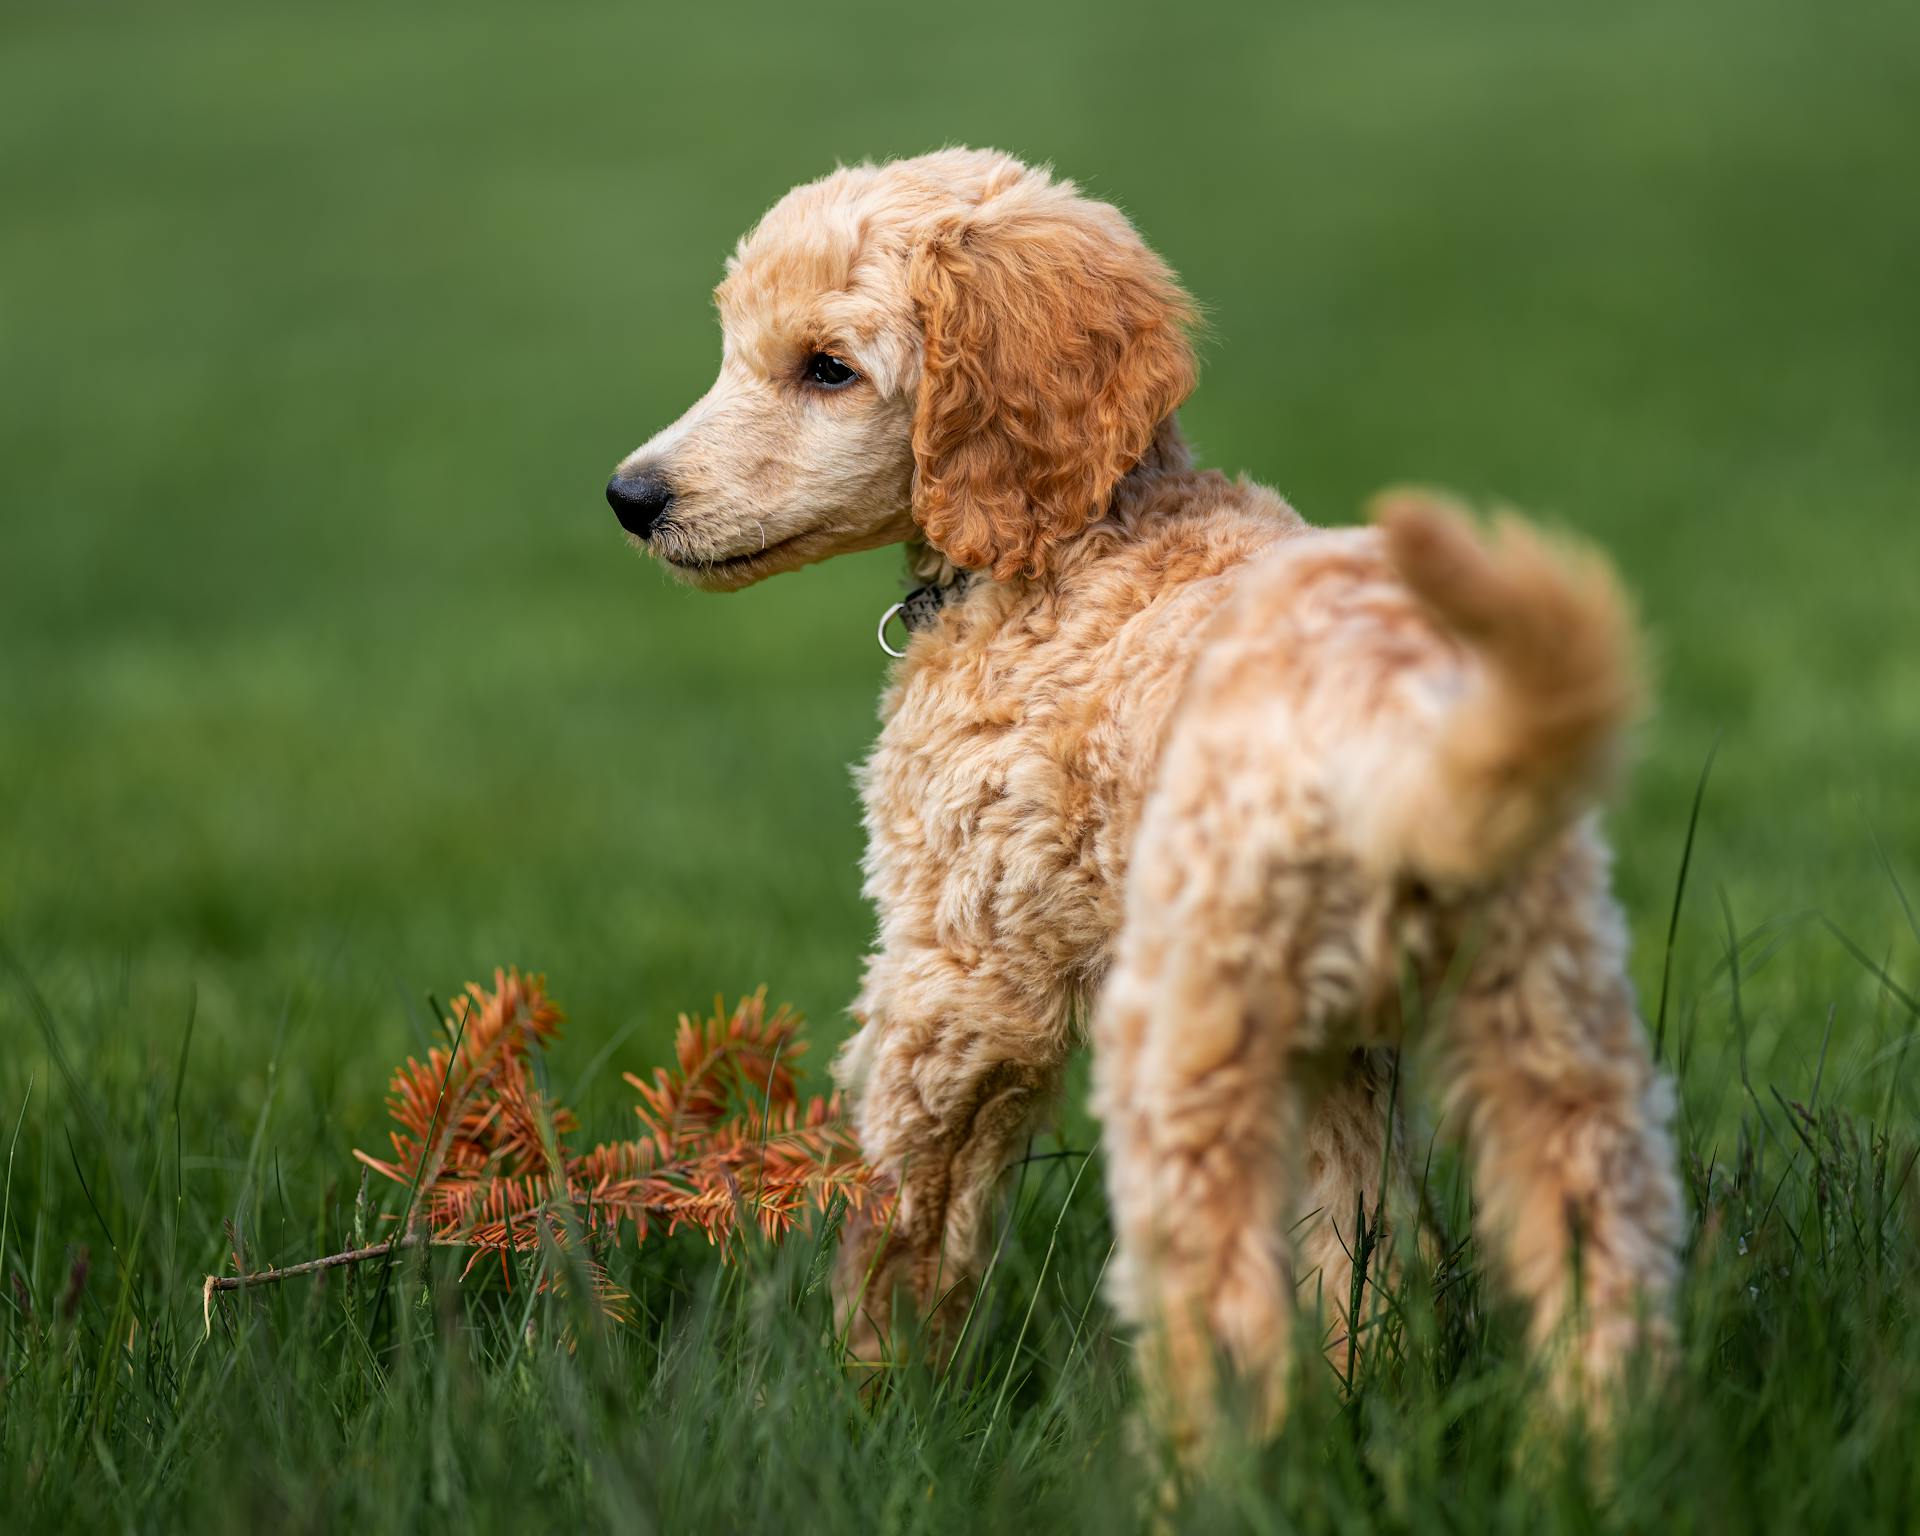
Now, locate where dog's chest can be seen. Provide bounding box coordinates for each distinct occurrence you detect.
[857,569,1246,982]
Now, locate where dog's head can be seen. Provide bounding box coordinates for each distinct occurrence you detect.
[608,148,1197,591]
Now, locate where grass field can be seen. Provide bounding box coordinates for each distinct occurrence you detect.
[4,0,1919,1529]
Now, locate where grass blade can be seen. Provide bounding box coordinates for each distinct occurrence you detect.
[1655,737,1718,1062]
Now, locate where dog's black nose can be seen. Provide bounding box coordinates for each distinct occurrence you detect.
[606,469,675,539]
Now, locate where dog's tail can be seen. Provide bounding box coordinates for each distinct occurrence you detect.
[1363,490,1643,887]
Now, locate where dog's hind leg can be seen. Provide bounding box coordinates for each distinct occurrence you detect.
[1091,802,1322,1461]
[1438,831,1683,1423]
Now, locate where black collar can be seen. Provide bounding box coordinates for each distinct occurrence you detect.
[877,574,976,657]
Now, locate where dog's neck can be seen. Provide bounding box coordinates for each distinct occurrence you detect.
[1125,414,1195,483]
[902,415,1193,589]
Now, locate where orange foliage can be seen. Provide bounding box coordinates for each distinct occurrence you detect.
[353,970,891,1319]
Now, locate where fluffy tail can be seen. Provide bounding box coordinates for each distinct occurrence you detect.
[1367,489,1643,887]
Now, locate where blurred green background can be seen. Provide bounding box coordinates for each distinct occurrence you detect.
[3,0,1917,1142]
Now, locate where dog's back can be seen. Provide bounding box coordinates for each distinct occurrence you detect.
[1091,497,1680,1455]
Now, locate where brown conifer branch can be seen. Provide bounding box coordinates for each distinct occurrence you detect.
[198,973,894,1336]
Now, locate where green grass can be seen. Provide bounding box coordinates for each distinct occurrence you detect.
[3,0,1918,1528]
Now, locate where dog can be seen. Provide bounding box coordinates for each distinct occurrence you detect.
[606,147,1682,1458]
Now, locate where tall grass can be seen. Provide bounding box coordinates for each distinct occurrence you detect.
[4,865,1916,1533]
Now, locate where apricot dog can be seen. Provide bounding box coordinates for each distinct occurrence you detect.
[606,148,1681,1456]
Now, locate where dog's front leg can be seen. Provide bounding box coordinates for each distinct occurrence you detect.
[831,956,1069,1372]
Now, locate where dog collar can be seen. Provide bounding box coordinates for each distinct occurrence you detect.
[877,577,974,657]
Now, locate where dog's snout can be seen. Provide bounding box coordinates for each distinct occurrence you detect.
[606,469,675,539]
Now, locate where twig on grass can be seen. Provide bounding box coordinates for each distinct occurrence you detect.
[202,1233,427,1336]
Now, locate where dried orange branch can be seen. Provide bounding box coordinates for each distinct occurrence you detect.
[200,972,892,1332]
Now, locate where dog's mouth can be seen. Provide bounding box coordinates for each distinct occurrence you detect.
[649,524,815,588]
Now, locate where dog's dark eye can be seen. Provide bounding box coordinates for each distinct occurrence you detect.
[804,352,858,389]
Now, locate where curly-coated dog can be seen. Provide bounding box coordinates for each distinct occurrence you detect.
[606,147,1682,1457]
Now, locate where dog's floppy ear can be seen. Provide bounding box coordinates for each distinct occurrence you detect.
[907,180,1197,580]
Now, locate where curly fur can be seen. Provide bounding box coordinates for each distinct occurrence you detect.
[908,180,1197,578]
[609,147,1683,1465]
